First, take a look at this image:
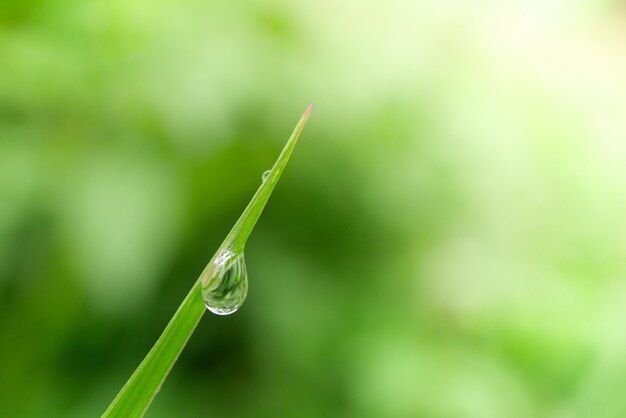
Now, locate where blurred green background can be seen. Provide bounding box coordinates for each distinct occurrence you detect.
[1,0,626,417]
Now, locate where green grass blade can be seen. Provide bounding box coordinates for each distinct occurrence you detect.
[102,282,205,418]
[102,105,313,418]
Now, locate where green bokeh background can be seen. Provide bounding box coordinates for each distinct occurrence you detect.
[2,1,626,417]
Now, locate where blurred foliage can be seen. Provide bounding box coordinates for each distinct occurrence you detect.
[1,0,626,417]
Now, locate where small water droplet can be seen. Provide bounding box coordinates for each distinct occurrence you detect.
[201,250,248,315]
[261,170,271,182]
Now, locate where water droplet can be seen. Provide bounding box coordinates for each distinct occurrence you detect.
[201,250,248,315]
[261,170,271,182]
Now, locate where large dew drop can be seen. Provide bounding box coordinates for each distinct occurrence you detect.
[201,250,248,315]
[261,170,271,182]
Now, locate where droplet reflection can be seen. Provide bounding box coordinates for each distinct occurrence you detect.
[201,250,248,315]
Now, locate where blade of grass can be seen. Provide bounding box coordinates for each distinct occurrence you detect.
[102,105,313,418]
